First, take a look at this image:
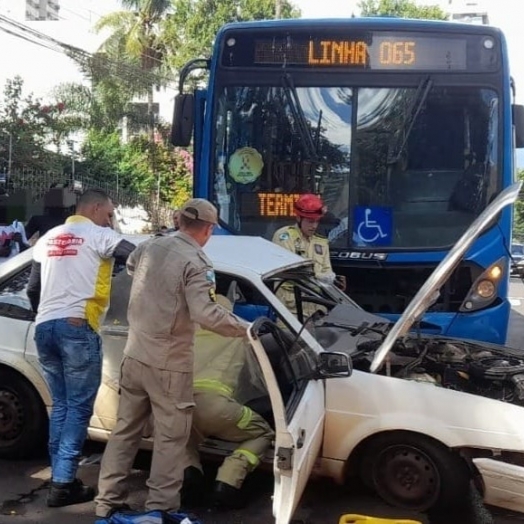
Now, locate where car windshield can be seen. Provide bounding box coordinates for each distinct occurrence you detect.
[263,266,353,325]
[212,83,500,250]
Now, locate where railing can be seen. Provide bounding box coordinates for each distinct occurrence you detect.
[4,169,147,208]
[1,169,173,229]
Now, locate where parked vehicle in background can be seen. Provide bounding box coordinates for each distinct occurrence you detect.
[511,242,524,276]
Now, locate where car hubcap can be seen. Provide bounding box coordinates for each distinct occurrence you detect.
[0,389,23,443]
[373,444,440,510]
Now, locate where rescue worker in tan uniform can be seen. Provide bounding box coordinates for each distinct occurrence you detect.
[182,296,274,509]
[272,194,345,318]
[95,198,249,519]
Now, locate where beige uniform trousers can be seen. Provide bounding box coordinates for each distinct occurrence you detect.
[95,356,194,516]
[185,391,274,489]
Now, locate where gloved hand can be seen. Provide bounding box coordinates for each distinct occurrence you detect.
[317,271,336,285]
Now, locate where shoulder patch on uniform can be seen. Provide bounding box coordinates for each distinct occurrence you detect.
[314,244,323,255]
[279,232,290,241]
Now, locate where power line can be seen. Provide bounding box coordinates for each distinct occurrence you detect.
[0,14,176,89]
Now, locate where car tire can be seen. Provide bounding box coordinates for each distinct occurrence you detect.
[0,368,48,459]
[359,432,470,512]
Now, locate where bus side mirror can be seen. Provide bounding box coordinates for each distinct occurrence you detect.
[513,104,524,148]
[171,94,194,147]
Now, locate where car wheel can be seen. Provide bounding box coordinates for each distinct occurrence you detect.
[359,432,470,512]
[0,368,48,459]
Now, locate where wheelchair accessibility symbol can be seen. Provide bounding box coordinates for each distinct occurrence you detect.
[354,206,392,246]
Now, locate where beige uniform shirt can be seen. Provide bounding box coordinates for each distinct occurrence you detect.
[272,224,334,281]
[124,232,249,372]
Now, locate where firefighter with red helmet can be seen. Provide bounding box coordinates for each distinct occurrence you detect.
[273,194,333,279]
[272,194,345,317]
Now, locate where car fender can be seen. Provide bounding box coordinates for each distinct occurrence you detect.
[323,371,524,466]
[0,350,51,407]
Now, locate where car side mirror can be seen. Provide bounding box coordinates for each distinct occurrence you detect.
[313,351,352,379]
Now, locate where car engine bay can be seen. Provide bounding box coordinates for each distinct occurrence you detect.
[314,304,524,406]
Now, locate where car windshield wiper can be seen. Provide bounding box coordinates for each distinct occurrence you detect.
[319,319,391,338]
[281,73,319,160]
[388,76,433,165]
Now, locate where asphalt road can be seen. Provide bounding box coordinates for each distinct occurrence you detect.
[3,282,524,524]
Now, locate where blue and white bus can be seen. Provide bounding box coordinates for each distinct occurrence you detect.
[172,17,524,344]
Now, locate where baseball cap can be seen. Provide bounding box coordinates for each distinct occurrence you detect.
[180,198,218,224]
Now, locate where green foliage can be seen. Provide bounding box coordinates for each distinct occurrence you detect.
[80,130,193,206]
[0,76,70,171]
[167,0,301,70]
[2,0,305,203]
[358,0,447,19]
[94,1,173,92]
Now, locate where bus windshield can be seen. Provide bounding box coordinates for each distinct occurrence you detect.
[211,82,500,250]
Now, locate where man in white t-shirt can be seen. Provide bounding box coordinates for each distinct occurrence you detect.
[26,189,136,509]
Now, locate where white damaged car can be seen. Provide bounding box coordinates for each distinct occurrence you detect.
[0,183,523,524]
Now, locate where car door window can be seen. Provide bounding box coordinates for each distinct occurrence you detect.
[0,265,33,318]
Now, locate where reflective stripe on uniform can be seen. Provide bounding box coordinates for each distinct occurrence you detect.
[236,405,253,430]
[233,448,260,467]
[193,379,233,397]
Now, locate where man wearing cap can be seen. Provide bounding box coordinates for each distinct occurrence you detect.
[95,198,249,518]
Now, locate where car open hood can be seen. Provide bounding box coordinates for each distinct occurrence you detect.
[369,182,522,374]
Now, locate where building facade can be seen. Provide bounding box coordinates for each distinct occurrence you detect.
[446,0,489,25]
[25,0,60,21]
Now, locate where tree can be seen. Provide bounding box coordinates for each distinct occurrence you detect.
[95,0,173,140]
[358,0,447,19]
[514,169,524,241]
[51,81,137,133]
[167,0,301,70]
[80,129,193,206]
[0,76,66,171]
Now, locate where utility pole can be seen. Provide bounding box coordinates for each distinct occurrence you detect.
[68,140,75,179]
[275,0,282,19]
[7,132,12,176]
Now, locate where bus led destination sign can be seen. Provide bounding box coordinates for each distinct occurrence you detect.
[307,39,415,67]
[239,192,301,218]
[252,35,468,70]
[257,192,300,217]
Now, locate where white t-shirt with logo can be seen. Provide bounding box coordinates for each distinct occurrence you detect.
[0,220,29,264]
[33,216,122,332]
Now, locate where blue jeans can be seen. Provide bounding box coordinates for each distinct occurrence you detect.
[35,319,102,484]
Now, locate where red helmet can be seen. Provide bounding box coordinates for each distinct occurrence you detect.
[294,193,325,219]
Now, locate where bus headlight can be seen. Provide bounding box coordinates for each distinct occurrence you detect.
[460,258,505,313]
[476,279,495,299]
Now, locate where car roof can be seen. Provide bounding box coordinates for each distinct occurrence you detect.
[126,234,310,276]
[0,234,311,282]
[204,235,310,276]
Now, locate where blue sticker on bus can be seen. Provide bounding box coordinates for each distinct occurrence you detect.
[354,206,392,246]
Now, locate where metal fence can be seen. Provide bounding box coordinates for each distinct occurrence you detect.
[1,169,175,230]
[5,169,149,208]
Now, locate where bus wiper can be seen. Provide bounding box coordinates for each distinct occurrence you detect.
[388,76,433,165]
[281,73,318,160]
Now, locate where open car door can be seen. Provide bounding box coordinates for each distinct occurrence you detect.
[247,318,329,524]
